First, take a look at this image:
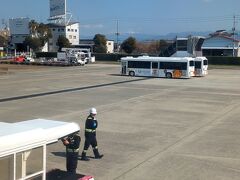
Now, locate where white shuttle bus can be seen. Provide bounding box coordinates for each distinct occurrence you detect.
[193,57,208,76]
[121,56,195,79]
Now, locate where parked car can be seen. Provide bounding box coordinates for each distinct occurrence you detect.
[14,56,25,63]
[24,56,35,62]
[14,56,34,63]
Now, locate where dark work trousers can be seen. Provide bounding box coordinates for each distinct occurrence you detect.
[83,133,98,151]
[66,151,79,173]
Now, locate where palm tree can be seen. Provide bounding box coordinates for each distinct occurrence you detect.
[29,20,38,37]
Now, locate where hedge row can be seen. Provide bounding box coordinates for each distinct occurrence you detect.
[93,53,144,61]
[94,53,240,66]
[206,56,240,65]
[35,52,57,58]
[34,52,240,66]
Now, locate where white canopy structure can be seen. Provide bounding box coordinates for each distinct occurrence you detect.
[0,119,80,180]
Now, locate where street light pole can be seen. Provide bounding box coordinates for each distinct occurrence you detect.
[232,15,236,57]
[115,20,120,53]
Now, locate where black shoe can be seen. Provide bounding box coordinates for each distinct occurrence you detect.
[93,149,103,159]
[67,170,76,174]
[81,152,90,161]
[95,154,104,159]
[81,156,90,161]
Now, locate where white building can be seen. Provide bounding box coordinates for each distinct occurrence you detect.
[48,22,79,52]
[202,30,240,57]
[106,40,114,53]
[202,34,240,57]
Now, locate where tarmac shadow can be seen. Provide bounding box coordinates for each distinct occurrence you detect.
[46,169,85,180]
[51,151,95,160]
[108,73,123,76]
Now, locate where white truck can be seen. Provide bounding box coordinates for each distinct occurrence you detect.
[57,51,86,65]
[61,48,95,64]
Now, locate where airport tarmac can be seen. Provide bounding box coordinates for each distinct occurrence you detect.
[0,63,240,180]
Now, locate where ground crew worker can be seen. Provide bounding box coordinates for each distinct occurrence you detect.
[81,107,103,161]
[62,132,81,173]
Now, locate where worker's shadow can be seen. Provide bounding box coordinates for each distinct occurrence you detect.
[51,151,95,160]
[51,151,66,158]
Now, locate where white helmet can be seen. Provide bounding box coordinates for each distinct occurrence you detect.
[89,107,97,115]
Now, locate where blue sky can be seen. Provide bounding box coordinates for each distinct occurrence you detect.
[0,0,239,37]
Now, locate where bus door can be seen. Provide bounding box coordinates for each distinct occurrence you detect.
[202,59,208,75]
[122,61,127,75]
[194,61,202,76]
[151,62,159,77]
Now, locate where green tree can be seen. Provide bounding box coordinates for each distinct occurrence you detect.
[23,36,42,51]
[0,35,8,47]
[157,40,168,51]
[121,37,137,54]
[147,40,169,55]
[56,35,70,51]
[27,20,52,51]
[37,23,52,46]
[93,34,107,53]
[29,20,38,36]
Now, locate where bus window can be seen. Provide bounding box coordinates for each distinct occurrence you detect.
[195,61,201,69]
[152,62,158,69]
[190,61,195,67]
[203,60,208,65]
[180,62,187,70]
[160,62,187,70]
[128,61,150,69]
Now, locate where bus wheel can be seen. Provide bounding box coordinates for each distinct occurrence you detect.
[129,71,135,76]
[166,72,172,78]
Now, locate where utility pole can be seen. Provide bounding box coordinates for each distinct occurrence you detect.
[232,15,236,57]
[115,20,120,53]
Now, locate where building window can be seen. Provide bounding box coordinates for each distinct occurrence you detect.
[71,29,74,32]
[73,36,76,39]
[61,28,64,32]
[69,35,72,39]
[58,29,60,32]
[68,29,70,31]
[75,29,77,32]
[52,28,55,31]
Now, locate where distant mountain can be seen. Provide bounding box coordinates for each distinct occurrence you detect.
[114,31,212,41]
[81,31,240,42]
